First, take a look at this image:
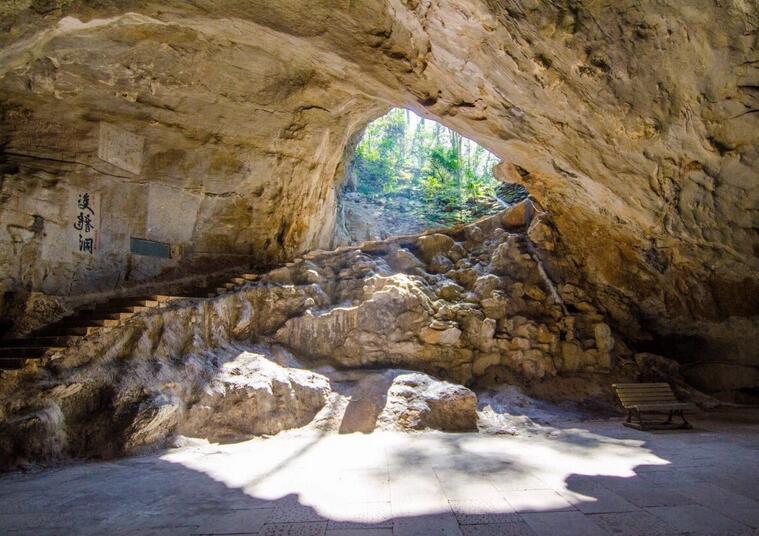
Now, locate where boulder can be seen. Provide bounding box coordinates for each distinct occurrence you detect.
[419,324,462,346]
[377,372,478,432]
[428,254,455,274]
[386,248,424,273]
[437,281,464,301]
[561,341,584,372]
[473,352,501,376]
[179,352,331,442]
[634,352,681,383]
[123,394,181,454]
[416,234,455,263]
[490,236,527,276]
[473,275,502,298]
[501,199,534,229]
[594,323,614,353]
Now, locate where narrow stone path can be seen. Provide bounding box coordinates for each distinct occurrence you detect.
[1,410,757,535]
[0,272,260,370]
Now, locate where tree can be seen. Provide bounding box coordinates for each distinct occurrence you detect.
[350,108,510,226]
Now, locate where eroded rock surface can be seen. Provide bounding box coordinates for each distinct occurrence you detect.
[0,209,641,470]
[377,372,478,433]
[179,351,331,443]
[0,1,755,384]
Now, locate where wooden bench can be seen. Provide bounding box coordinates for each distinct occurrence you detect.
[612,383,695,430]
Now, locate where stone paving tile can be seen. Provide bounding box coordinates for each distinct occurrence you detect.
[459,521,538,535]
[686,469,759,501]
[325,529,393,536]
[487,470,549,492]
[389,468,448,504]
[261,521,329,536]
[434,469,504,502]
[503,489,576,513]
[521,511,608,536]
[185,508,273,534]
[325,502,393,529]
[558,480,638,514]
[672,480,759,528]
[393,512,463,536]
[595,477,693,508]
[590,511,677,536]
[314,471,391,504]
[647,504,753,536]
[448,499,519,525]
[270,504,325,523]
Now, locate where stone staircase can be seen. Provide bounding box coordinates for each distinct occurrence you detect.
[0,272,260,371]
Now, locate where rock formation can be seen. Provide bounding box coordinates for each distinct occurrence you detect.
[0,1,756,465]
[0,206,637,470]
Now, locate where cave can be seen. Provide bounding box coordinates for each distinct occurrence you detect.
[0,2,758,534]
[335,107,527,244]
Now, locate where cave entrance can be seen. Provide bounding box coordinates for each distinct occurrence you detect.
[337,108,528,243]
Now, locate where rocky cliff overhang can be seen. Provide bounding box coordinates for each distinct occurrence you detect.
[0,2,757,377]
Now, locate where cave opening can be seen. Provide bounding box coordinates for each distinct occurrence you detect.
[336,108,528,243]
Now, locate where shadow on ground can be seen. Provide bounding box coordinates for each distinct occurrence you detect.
[1,409,758,535]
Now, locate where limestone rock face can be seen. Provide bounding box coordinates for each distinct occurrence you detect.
[179,352,331,442]
[377,372,478,433]
[336,369,478,434]
[3,205,747,470]
[0,0,756,377]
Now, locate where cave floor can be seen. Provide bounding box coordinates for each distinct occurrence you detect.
[1,410,758,535]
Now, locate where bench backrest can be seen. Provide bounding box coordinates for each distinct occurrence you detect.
[612,383,678,408]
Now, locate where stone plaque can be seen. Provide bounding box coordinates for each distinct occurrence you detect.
[97,122,144,174]
[130,237,172,258]
[146,184,202,243]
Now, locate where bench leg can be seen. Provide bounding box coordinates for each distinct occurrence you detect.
[678,410,693,430]
[623,408,646,430]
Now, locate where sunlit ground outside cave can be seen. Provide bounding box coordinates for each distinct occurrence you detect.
[336,108,529,244]
[0,2,758,536]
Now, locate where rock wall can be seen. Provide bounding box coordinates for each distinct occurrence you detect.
[0,208,633,469]
[0,2,757,384]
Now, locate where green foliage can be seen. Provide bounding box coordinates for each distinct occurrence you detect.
[350,108,507,226]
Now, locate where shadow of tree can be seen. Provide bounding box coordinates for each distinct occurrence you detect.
[1,410,758,535]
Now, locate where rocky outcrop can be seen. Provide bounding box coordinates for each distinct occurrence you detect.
[0,0,755,379]
[273,208,616,385]
[336,369,478,434]
[178,351,331,443]
[377,372,478,432]
[0,209,634,469]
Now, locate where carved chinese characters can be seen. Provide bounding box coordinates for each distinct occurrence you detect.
[97,122,144,174]
[72,191,100,255]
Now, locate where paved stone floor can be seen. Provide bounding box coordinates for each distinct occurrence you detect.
[1,410,758,535]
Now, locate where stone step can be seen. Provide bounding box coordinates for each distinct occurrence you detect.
[55,318,120,328]
[229,277,247,285]
[39,326,97,336]
[0,357,32,370]
[240,273,259,281]
[95,305,151,314]
[0,336,80,348]
[81,303,152,313]
[0,347,64,358]
[106,297,161,308]
[75,311,136,322]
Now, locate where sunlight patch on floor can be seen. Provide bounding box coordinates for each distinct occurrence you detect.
[161,427,668,520]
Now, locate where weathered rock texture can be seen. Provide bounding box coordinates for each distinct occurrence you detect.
[178,351,332,443]
[0,210,634,469]
[0,3,756,409]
